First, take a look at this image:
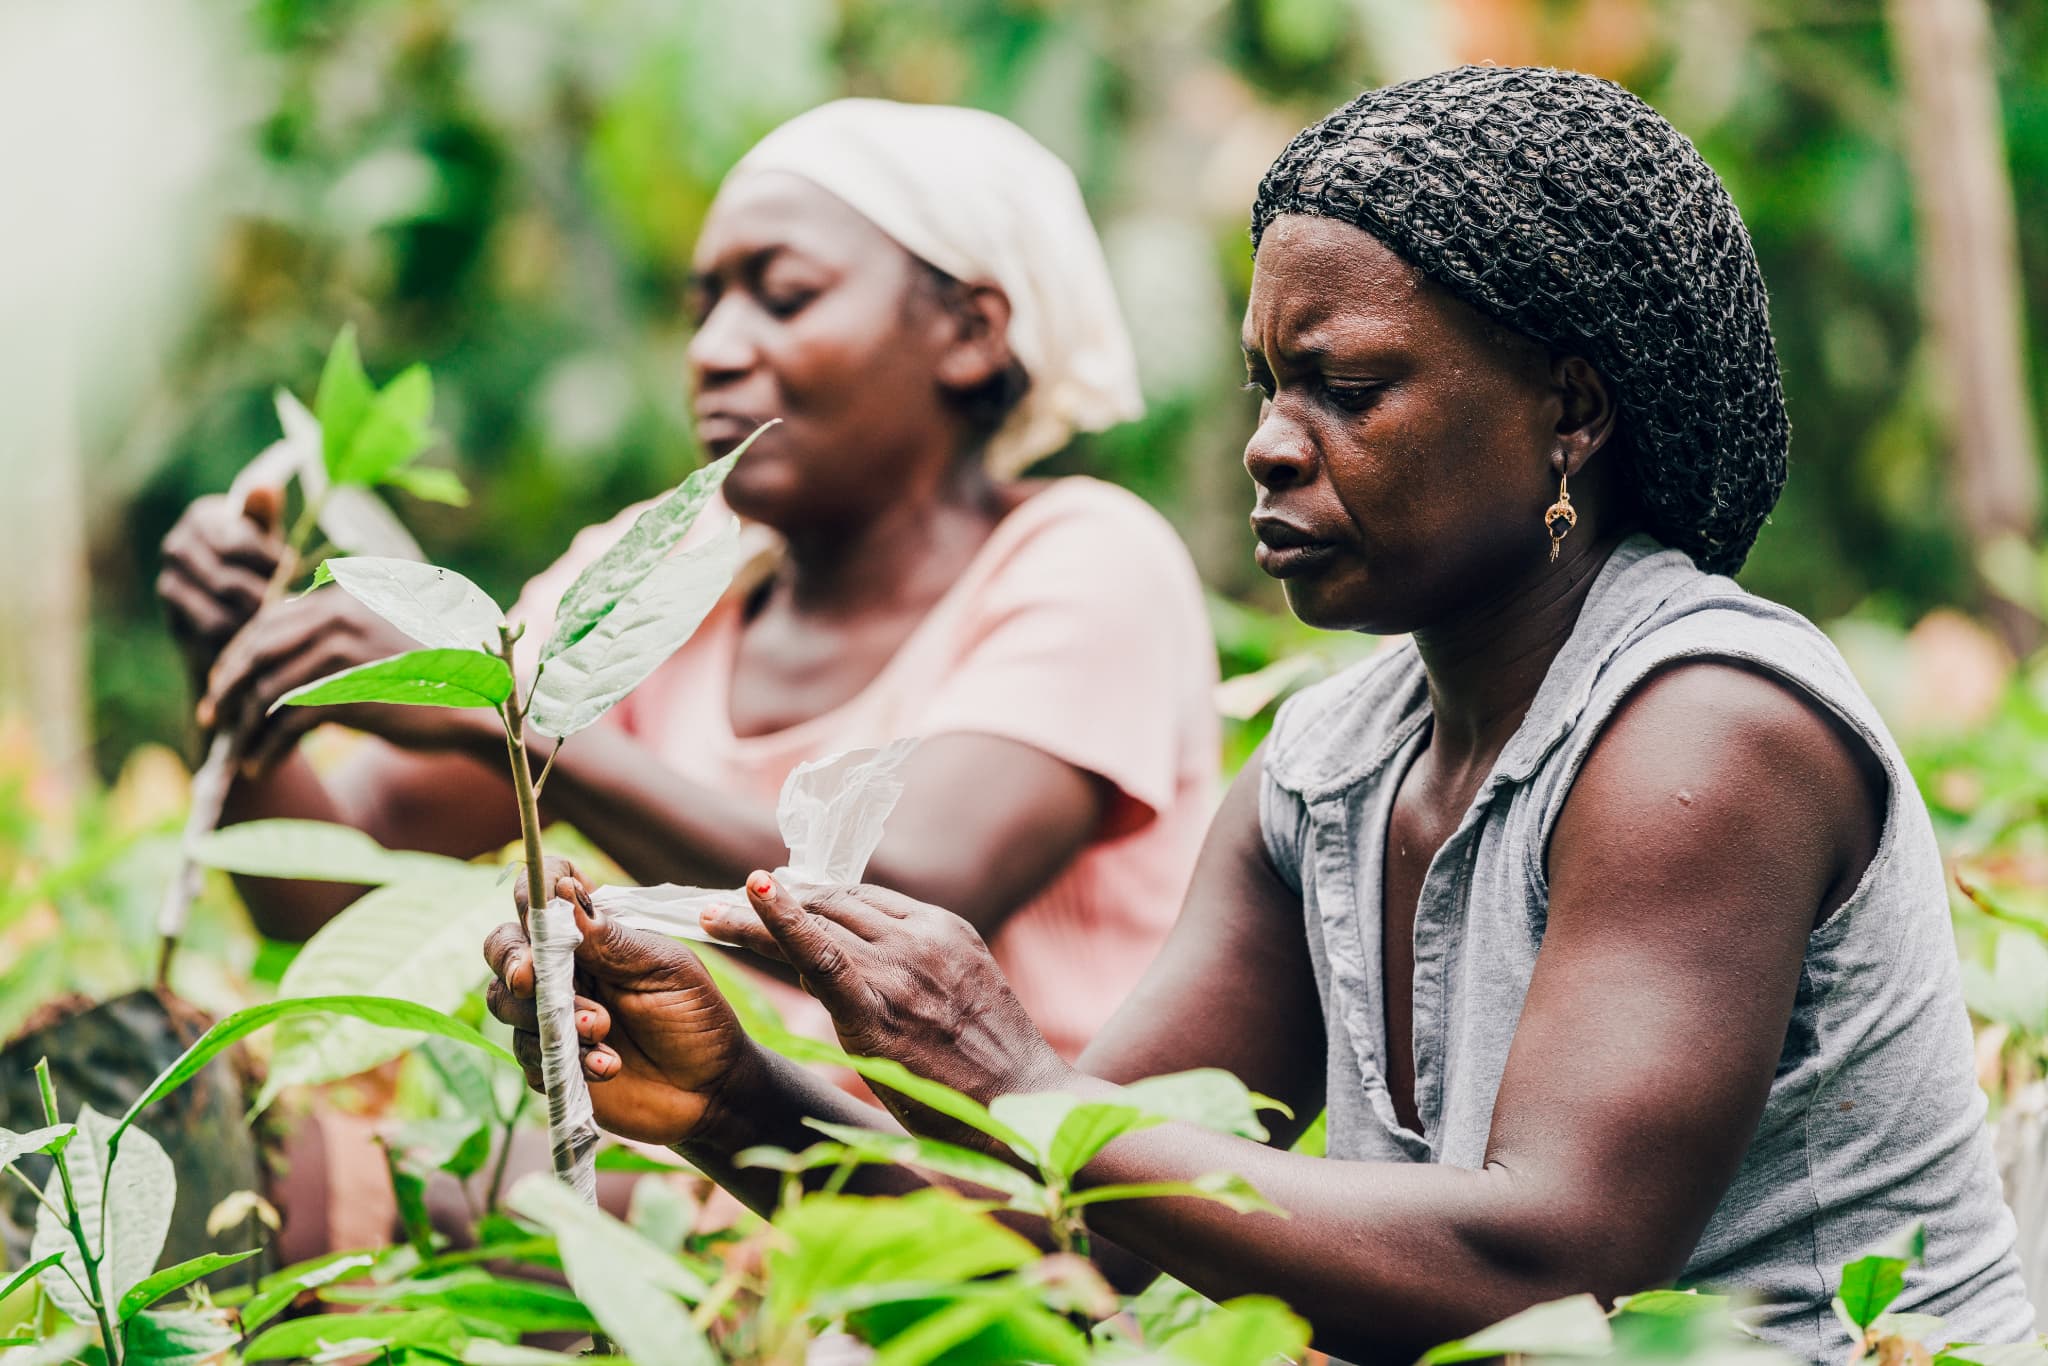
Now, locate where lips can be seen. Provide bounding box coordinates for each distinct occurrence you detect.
[694,411,773,457]
[1251,514,1342,578]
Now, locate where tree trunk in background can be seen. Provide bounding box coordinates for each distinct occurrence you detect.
[0,366,92,800]
[1886,0,2042,654]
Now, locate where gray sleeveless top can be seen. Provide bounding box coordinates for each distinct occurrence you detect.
[1259,536,2032,1362]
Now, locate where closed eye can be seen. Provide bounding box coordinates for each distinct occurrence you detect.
[1322,379,1382,412]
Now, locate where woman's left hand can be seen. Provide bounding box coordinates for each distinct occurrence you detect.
[198,591,500,771]
[701,875,1072,1137]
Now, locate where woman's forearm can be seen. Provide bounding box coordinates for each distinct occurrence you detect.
[220,724,520,940]
[676,1045,937,1217]
[1052,1109,1625,1366]
[219,749,377,940]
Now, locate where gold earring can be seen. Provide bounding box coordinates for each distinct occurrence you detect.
[1544,471,1577,563]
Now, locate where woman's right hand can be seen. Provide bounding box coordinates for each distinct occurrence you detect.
[156,487,285,692]
[485,858,761,1148]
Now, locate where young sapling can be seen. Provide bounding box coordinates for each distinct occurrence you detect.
[274,423,770,1229]
[158,325,458,984]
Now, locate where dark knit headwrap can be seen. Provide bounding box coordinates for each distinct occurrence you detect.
[1251,65,1789,575]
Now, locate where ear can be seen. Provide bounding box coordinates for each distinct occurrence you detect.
[931,282,1015,393]
[1549,354,1618,479]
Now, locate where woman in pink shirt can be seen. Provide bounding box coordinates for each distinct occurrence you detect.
[162,99,1219,1061]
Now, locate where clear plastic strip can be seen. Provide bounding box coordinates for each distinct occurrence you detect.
[530,895,598,1203]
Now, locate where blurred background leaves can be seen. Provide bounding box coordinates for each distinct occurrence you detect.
[1,0,2044,784]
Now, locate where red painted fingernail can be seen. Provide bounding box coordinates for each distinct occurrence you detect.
[576,1011,592,1031]
[749,873,774,897]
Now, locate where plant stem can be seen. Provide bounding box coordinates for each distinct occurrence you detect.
[484,1090,528,1215]
[4,1162,70,1222]
[36,1063,119,1364]
[497,632,612,1358]
[156,487,329,987]
[502,703,549,949]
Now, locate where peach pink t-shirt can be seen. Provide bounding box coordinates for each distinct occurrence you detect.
[510,477,1219,1059]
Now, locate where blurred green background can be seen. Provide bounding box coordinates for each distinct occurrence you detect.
[16,0,2027,779]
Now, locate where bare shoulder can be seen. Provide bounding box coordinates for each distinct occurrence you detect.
[1553,658,1887,929]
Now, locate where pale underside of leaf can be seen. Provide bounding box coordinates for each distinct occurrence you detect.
[192,818,469,885]
[526,516,740,739]
[541,444,749,662]
[321,556,505,652]
[0,1124,72,1170]
[1419,1293,1613,1364]
[507,1174,717,1366]
[254,869,511,1109]
[33,1106,174,1328]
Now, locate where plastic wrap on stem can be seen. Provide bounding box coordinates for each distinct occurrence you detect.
[590,738,917,940]
[157,731,237,940]
[531,895,599,1204]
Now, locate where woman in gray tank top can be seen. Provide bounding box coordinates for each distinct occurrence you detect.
[480,67,2034,1364]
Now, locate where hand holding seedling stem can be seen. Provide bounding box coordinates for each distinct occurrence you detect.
[273,425,762,1297]
[157,326,454,986]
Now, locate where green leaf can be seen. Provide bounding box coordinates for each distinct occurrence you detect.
[236,1253,376,1333]
[804,1121,1045,1203]
[1614,1289,1733,1318]
[0,1328,90,1364]
[594,1145,680,1173]
[0,1253,65,1305]
[1939,1343,2048,1365]
[758,1031,1026,1154]
[1122,1070,1275,1143]
[734,1141,852,1174]
[867,1285,1089,1366]
[1127,1274,1214,1347]
[1875,1222,1930,1261]
[117,1249,262,1320]
[315,324,374,482]
[335,364,434,486]
[1875,1311,1951,1345]
[122,1307,239,1365]
[1065,1170,1281,1215]
[1963,931,2048,1036]
[525,517,740,739]
[326,1270,600,1337]
[384,463,470,506]
[276,648,512,711]
[460,1346,632,1365]
[117,996,515,1143]
[387,1148,436,1259]
[252,869,515,1110]
[1419,1294,1613,1363]
[1046,1102,1161,1181]
[506,1174,716,1366]
[32,1107,174,1329]
[1162,1295,1313,1365]
[988,1069,1273,1179]
[242,1308,468,1361]
[192,819,469,886]
[308,561,335,590]
[541,442,756,662]
[0,1124,73,1168]
[627,1174,696,1255]
[422,1034,512,1124]
[385,1117,491,1181]
[319,558,505,653]
[1837,1255,1912,1330]
[764,1191,1037,1331]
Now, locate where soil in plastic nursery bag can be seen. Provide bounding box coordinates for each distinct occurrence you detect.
[0,988,270,1279]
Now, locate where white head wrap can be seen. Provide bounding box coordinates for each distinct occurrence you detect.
[720,98,1144,477]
